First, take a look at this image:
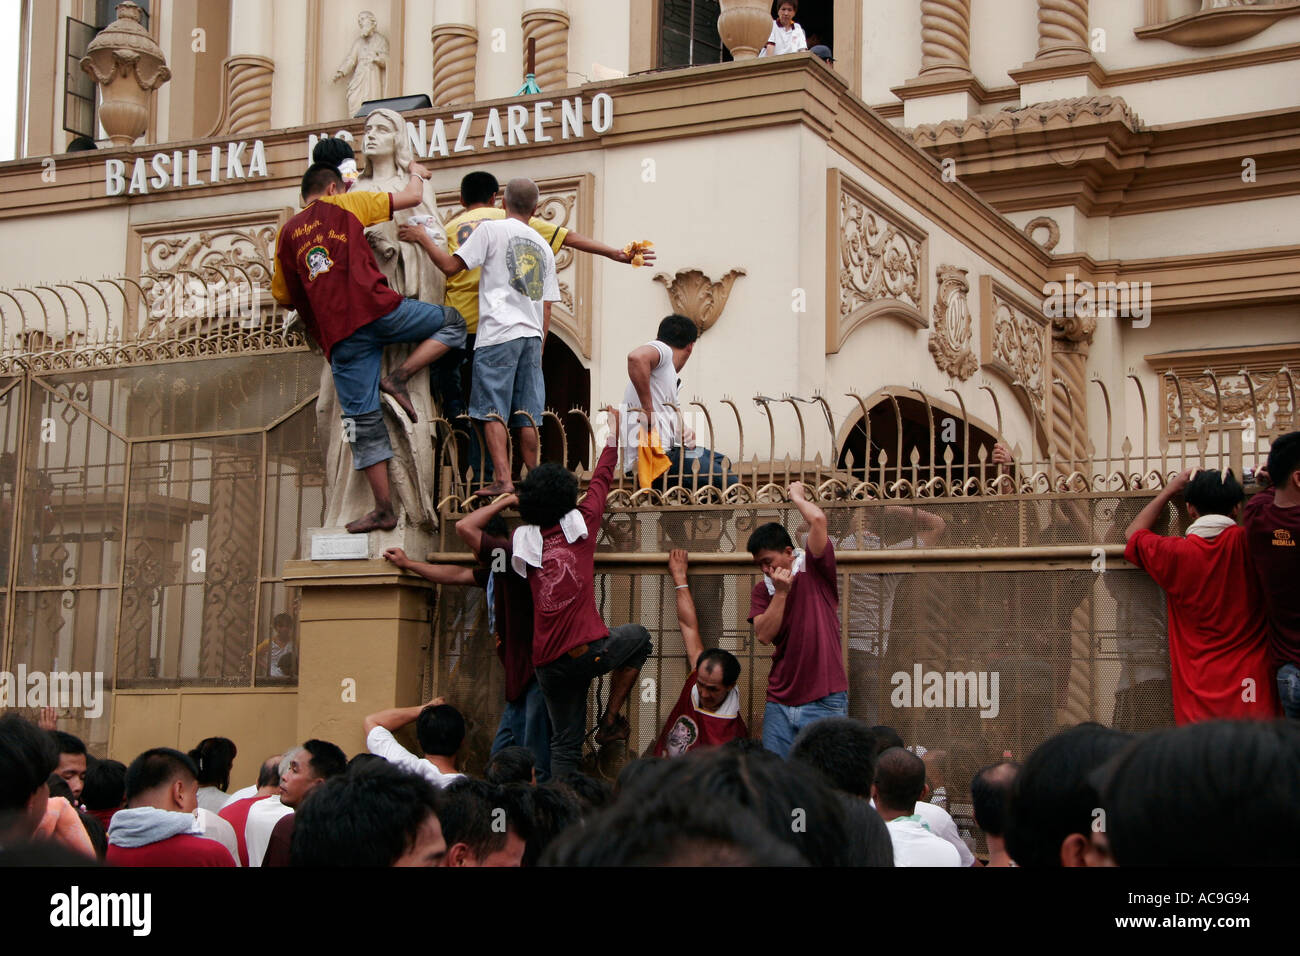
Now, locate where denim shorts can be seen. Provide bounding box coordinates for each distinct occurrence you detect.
[329,299,467,417]
[469,336,544,429]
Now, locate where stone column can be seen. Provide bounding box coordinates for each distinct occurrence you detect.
[919,0,972,75]
[209,1,274,135]
[284,560,436,753]
[521,0,570,92]
[80,2,171,147]
[1049,313,1095,474]
[1036,0,1090,58]
[431,0,478,106]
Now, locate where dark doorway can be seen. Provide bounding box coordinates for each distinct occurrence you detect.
[837,395,999,485]
[541,337,590,470]
[772,0,834,53]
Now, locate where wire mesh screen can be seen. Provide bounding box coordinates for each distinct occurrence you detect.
[430,494,1177,849]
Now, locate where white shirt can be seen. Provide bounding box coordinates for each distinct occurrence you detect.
[764,21,807,56]
[195,808,241,867]
[221,785,258,809]
[621,340,681,472]
[913,799,976,867]
[366,726,465,789]
[843,534,917,654]
[244,795,294,867]
[453,216,560,349]
[194,786,230,814]
[887,815,961,867]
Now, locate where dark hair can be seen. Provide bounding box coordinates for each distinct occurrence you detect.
[46,774,74,802]
[1266,430,1300,489]
[746,522,794,556]
[556,772,613,816]
[51,731,87,757]
[1183,469,1244,517]
[776,0,798,12]
[301,163,344,200]
[1098,720,1300,866]
[415,704,466,757]
[541,792,808,866]
[505,781,582,867]
[79,811,108,861]
[460,171,500,206]
[256,754,282,789]
[873,747,926,812]
[721,736,767,754]
[970,761,1020,838]
[870,725,905,753]
[291,761,442,866]
[1004,723,1133,868]
[484,745,535,785]
[517,464,579,530]
[301,739,348,781]
[439,778,508,861]
[835,791,895,866]
[272,612,294,629]
[188,737,237,790]
[695,648,741,687]
[484,514,510,540]
[656,314,699,350]
[311,137,354,170]
[81,759,126,812]
[346,753,386,773]
[613,757,664,799]
[789,718,879,798]
[123,748,199,803]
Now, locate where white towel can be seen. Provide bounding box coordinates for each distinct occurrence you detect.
[511,510,588,577]
[1186,514,1236,540]
[762,548,806,595]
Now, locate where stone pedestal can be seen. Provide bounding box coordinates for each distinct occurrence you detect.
[283,557,436,755]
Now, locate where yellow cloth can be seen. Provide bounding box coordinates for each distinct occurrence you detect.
[443,207,568,333]
[636,428,672,489]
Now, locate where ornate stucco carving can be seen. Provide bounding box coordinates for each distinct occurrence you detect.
[521,8,571,92]
[431,23,478,106]
[1137,1,1300,47]
[910,95,1143,147]
[928,265,977,380]
[920,0,972,74]
[1023,217,1062,251]
[827,170,928,354]
[1154,348,1300,441]
[79,2,171,146]
[1036,0,1091,57]
[980,276,1051,422]
[208,55,274,136]
[652,269,746,335]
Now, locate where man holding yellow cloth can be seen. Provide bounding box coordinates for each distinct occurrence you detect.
[622,315,737,491]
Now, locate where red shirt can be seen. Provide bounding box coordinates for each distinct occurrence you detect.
[106,833,235,867]
[653,673,749,757]
[262,814,295,867]
[528,444,619,668]
[1243,488,1300,665]
[1125,527,1280,723]
[478,534,537,702]
[270,191,403,359]
[218,794,272,867]
[748,539,849,706]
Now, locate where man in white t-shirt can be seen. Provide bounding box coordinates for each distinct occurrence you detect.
[874,747,961,867]
[762,1,807,57]
[364,697,466,789]
[623,314,737,490]
[840,504,945,723]
[409,177,560,497]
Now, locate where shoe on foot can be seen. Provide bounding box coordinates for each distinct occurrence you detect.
[594,714,630,746]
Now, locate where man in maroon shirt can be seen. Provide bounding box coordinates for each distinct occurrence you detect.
[271,162,466,533]
[747,481,849,757]
[1245,431,1300,718]
[217,753,281,867]
[653,549,748,757]
[105,749,235,867]
[514,406,653,778]
[262,740,346,867]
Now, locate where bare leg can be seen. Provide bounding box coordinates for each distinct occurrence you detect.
[380,338,453,423]
[346,460,398,533]
[518,424,540,470]
[475,420,515,497]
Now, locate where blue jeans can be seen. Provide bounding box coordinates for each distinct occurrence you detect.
[469,336,544,428]
[490,679,554,781]
[762,691,848,758]
[1278,662,1300,720]
[657,445,740,491]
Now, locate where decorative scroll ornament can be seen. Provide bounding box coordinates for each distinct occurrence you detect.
[983,280,1051,421]
[840,191,924,322]
[911,95,1143,147]
[652,268,746,335]
[80,2,171,146]
[928,265,976,380]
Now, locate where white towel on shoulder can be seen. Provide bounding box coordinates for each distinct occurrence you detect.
[511,510,588,577]
[762,548,806,595]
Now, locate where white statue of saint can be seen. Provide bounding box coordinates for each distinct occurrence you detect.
[334,11,388,117]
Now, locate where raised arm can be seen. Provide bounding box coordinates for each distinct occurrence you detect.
[363,696,444,735]
[562,231,657,266]
[1125,468,1193,541]
[669,549,704,666]
[627,344,660,430]
[396,222,467,276]
[788,481,827,557]
[382,547,476,586]
[881,502,946,546]
[391,160,432,212]
[752,568,792,645]
[455,493,517,558]
[580,406,622,526]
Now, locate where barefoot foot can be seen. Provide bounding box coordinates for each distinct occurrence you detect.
[346,508,398,533]
[380,374,418,423]
[474,480,516,498]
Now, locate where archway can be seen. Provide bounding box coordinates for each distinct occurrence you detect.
[836,393,1001,486]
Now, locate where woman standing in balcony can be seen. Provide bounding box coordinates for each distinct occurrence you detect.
[762,1,808,57]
